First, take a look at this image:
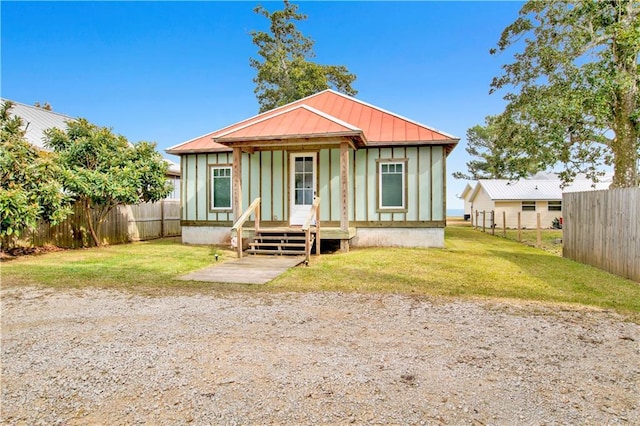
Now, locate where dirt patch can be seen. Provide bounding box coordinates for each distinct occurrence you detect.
[0,245,66,261]
[1,288,638,424]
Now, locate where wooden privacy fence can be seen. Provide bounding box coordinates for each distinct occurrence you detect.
[8,200,181,249]
[563,188,640,282]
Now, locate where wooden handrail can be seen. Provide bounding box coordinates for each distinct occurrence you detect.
[302,197,321,264]
[301,197,321,231]
[231,197,261,258]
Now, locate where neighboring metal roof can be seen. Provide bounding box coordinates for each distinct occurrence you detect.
[2,98,74,150]
[459,183,474,200]
[167,90,459,155]
[4,98,181,176]
[469,178,611,202]
[165,159,181,176]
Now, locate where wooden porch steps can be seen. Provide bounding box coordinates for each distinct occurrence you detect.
[246,229,314,256]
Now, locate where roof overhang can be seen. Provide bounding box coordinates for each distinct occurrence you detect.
[215,134,362,152]
[166,144,232,155]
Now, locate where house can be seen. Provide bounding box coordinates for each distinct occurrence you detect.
[165,159,181,200]
[459,183,474,220]
[3,98,181,200]
[167,90,459,250]
[465,177,611,229]
[1,98,73,150]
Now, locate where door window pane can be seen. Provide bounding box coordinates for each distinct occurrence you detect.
[294,156,314,206]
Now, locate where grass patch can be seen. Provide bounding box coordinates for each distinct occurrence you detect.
[274,226,640,320]
[1,238,237,294]
[2,230,639,320]
[471,226,564,256]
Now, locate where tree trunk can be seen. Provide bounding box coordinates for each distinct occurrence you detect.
[84,200,100,247]
[610,4,639,188]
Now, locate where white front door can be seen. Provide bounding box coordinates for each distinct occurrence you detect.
[290,153,317,226]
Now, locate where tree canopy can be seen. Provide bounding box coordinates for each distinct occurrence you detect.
[250,0,357,113]
[490,0,640,187]
[0,101,71,243]
[453,115,540,180]
[45,119,172,246]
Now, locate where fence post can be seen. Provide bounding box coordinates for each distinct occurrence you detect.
[502,211,506,238]
[475,210,479,230]
[491,210,495,235]
[536,213,541,248]
[482,211,486,233]
[517,212,521,242]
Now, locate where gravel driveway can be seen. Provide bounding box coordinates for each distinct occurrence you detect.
[1,287,639,425]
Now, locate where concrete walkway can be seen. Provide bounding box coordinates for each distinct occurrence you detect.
[178,255,305,284]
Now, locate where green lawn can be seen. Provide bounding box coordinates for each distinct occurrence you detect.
[2,228,639,320]
[478,227,564,256]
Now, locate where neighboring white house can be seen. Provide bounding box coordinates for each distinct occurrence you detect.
[462,176,611,229]
[460,183,474,220]
[165,159,181,200]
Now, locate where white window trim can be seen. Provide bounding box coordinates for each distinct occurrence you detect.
[210,165,232,211]
[378,160,406,210]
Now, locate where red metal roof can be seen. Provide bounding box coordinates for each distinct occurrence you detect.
[167,90,458,154]
[215,105,363,142]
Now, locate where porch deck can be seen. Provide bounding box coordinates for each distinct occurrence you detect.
[240,226,357,240]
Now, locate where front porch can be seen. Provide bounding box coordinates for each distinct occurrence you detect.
[229,137,354,255]
[230,195,356,262]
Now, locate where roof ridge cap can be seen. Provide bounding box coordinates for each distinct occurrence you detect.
[297,104,362,132]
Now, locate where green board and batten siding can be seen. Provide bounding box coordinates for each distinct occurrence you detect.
[181,146,445,226]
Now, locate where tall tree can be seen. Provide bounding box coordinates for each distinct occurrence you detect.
[490,0,640,187]
[0,101,71,244]
[455,114,550,181]
[250,0,357,112]
[45,119,172,247]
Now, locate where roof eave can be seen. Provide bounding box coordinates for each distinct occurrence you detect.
[166,146,232,155]
[215,131,365,145]
[365,137,459,149]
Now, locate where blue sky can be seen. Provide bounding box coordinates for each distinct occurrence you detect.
[1,1,524,209]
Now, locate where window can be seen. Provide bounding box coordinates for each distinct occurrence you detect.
[165,176,180,200]
[378,161,406,210]
[548,200,562,211]
[210,166,232,210]
[522,200,536,212]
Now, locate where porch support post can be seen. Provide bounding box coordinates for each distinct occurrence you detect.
[233,147,243,257]
[232,147,243,219]
[340,141,350,252]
